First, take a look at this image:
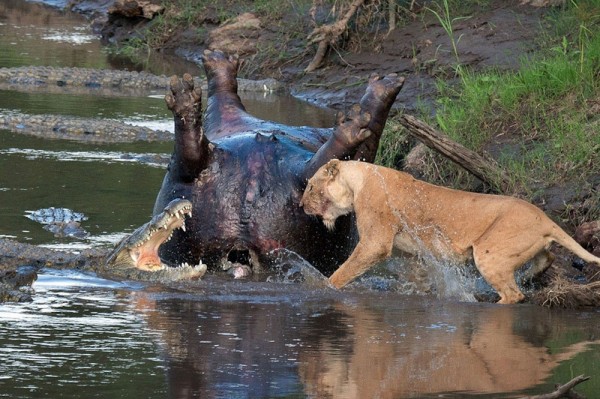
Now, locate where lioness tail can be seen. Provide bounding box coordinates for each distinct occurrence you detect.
[552,226,600,266]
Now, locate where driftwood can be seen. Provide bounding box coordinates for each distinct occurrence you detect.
[522,375,589,399]
[305,0,365,72]
[399,114,511,192]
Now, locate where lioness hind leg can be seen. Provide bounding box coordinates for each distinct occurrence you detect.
[472,248,526,304]
[522,249,555,282]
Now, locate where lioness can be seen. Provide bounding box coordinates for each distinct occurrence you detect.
[300,159,600,304]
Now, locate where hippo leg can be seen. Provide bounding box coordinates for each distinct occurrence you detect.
[301,74,404,180]
[354,74,406,162]
[165,74,212,182]
[106,199,205,278]
[202,49,259,138]
[302,104,372,179]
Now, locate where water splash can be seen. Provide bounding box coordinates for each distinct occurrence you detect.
[264,248,331,288]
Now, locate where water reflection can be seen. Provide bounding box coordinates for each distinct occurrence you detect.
[130,280,600,398]
[2,270,599,398]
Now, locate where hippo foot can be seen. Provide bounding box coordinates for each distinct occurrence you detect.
[201,49,240,90]
[165,74,202,125]
[332,104,373,148]
[106,199,205,278]
[365,73,406,105]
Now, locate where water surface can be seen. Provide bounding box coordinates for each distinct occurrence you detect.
[2,269,600,398]
[1,1,600,398]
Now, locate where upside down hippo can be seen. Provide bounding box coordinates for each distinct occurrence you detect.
[107,50,404,277]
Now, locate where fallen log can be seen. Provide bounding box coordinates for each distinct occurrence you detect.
[399,114,511,192]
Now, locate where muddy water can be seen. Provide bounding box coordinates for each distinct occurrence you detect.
[1,1,600,398]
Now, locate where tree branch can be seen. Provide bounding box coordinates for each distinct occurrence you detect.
[399,114,511,192]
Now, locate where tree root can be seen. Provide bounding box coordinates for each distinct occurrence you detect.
[399,114,511,192]
[305,0,366,72]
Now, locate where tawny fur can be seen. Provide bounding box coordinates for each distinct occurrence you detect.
[300,160,600,304]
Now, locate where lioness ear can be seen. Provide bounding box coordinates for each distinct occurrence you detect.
[325,159,341,178]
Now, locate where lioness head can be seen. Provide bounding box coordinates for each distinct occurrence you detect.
[300,159,354,230]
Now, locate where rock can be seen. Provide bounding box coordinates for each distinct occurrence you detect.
[108,0,164,19]
[207,13,262,56]
[575,220,600,257]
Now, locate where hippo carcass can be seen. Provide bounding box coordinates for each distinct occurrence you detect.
[107,50,404,277]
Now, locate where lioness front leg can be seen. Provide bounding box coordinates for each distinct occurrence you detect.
[329,240,392,288]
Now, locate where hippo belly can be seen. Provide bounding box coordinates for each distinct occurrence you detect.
[156,132,356,272]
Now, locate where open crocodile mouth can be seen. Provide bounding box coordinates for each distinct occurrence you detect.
[107,199,205,276]
[129,201,191,271]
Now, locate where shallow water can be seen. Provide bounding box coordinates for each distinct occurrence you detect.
[1,1,600,398]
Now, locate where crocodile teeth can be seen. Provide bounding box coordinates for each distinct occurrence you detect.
[181,222,186,232]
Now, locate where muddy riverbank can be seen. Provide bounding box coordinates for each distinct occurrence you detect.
[82,0,547,111]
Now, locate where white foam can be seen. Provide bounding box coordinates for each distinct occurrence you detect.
[41,29,98,45]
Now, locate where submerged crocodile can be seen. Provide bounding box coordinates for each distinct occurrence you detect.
[0,66,283,143]
[0,110,174,142]
[25,207,89,239]
[0,66,283,92]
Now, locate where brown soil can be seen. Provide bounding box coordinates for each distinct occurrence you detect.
[93,1,548,112]
[284,2,546,112]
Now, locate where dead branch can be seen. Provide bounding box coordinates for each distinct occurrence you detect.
[305,0,366,72]
[388,0,396,33]
[399,114,511,192]
[522,375,589,399]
